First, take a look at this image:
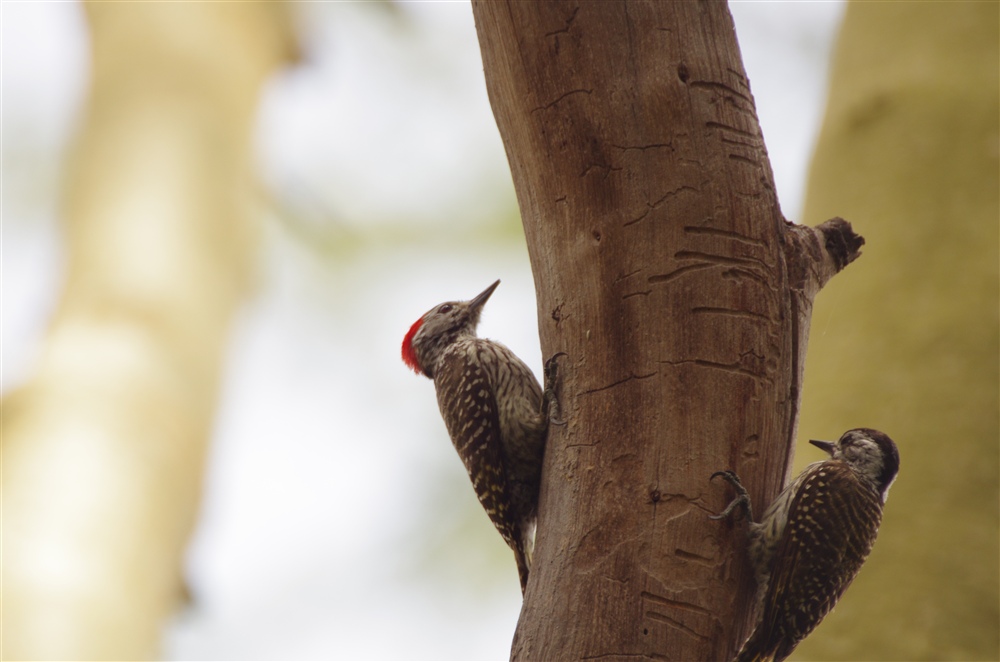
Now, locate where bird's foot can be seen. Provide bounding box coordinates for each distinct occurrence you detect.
[543,352,567,426]
[709,470,754,522]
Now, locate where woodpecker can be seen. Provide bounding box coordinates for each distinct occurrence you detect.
[711,428,900,662]
[402,279,562,594]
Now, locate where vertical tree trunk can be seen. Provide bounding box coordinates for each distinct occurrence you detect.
[472,2,862,659]
[796,2,999,659]
[1,4,294,659]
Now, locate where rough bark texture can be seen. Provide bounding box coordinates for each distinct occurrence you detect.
[0,4,294,658]
[472,2,861,660]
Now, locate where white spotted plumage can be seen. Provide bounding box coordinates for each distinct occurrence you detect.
[712,428,900,662]
[402,280,556,594]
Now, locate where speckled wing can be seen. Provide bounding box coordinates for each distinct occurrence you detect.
[432,341,521,559]
[751,461,883,661]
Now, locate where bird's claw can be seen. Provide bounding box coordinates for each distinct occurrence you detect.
[544,352,567,426]
[709,470,753,522]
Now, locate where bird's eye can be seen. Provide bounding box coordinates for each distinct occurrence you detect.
[439,304,453,314]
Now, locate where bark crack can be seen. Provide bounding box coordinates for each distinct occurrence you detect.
[531,88,593,114]
[641,591,714,617]
[658,358,771,384]
[683,224,768,249]
[673,249,772,272]
[543,5,579,37]
[644,611,710,642]
[691,306,773,323]
[704,120,761,140]
[647,263,717,286]
[624,186,700,227]
[688,79,754,111]
[579,371,657,396]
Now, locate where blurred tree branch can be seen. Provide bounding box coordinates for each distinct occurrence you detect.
[796,2,999,659]
[2,3,295,658]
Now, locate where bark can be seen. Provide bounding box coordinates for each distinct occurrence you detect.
[472,2,862,660]
[0,3,295,659]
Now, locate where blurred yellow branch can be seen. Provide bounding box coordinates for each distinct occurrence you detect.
[2,3,295,659]
[797,2,999,659]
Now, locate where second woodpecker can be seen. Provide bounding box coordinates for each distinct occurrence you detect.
[711,428,900,662]
[402,280,561,594]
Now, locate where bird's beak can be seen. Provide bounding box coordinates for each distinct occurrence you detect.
[469,279,500,312]
[809,439,836,456]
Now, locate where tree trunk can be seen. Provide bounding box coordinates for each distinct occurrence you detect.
[472,2,862,659]
[0,4,294,659]
[795,2,999,659]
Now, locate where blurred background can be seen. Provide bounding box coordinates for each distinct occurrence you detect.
[2,2,996,660]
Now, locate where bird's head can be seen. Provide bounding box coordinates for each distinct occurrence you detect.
[810,428,900,503]
[401,279,500,379]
